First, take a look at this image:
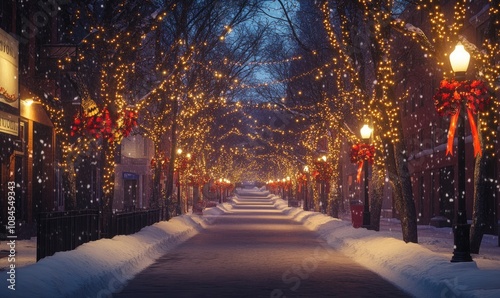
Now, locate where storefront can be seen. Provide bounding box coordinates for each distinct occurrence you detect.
[1,27,56,239]
[0,27,21,236]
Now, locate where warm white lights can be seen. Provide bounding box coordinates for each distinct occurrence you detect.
[449,42,470,75]
[360,124,373,140]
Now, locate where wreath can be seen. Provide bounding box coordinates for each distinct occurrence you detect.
[350,143,375,182]
[434,79,489,116]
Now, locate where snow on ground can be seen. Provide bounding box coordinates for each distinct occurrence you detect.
[0,211,226,298]
[1,188,499,298]
[0,237,37,270]
[270,195,500,298]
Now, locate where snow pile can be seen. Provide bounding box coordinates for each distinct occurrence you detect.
[273,196,500,298]
[203,201,234,215]
[0,211,224,298]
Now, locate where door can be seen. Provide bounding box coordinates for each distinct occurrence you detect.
[124,179,137,211]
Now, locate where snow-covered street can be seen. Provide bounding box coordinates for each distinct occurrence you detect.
[1,188,499,297]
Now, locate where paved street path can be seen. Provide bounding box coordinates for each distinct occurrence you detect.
[113,191,410,297]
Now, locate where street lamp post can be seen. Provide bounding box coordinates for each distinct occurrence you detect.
[282,178,286,199]
[218,178,223,203]
[320,155,327,213]
[286,176,291,202]
[360,124,373,229]
[304,165,309,211]
[185,153,191,213]
[449,43,473,262]
[216,180,220,203]
[176,148,182,215]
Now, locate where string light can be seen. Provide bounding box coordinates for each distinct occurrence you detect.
[36,1,499,215]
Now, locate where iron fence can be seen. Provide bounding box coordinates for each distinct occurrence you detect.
[37,206,170,261]
[108,208,160,238]
[37,209,99,261]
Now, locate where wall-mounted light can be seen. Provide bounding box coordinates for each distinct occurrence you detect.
[22,98,34,106]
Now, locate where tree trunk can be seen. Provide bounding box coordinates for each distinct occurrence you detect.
[383,137,418,243]
[193,185,200,202]
[376,83,418,243]
[312,182,320,212]
[100,140,116,238]
[470,119,495,254]
[370,166,385,231]
[165,98,179,219]
[328,187,339,218]
[327,130,341,218]
[150,145,162,209]
[394,139,418,243]
[470,151,486,254]
[63,162,77,210]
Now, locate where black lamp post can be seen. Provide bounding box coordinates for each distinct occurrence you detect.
[304,165,309,211]
[360,124,373,229]
[286,176,291,201]
[176,148,182,215]
[218,178,223,203]
[185,153,191,212]
[449,42,473,262]
[282,178,286,199]
[319,155,327,213]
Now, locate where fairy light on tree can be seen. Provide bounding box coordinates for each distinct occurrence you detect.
[317,0,420,242]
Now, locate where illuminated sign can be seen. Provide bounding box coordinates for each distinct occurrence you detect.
[0,110,19,136]
[0,28,19,109]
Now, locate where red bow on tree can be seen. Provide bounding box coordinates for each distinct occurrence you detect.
[71,107,138,143]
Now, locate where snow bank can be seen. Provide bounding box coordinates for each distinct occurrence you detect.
[0,212,224,298]
[273,196,500,298]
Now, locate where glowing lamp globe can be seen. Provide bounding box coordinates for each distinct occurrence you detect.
[449,43,470,80]
[360,124,373,140]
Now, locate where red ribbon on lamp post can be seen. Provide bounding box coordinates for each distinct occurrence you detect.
[350,143,375,182]
[433,79,490,157]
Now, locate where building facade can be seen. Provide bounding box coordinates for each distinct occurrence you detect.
[114,135,154,211]
[0,2,57,238]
